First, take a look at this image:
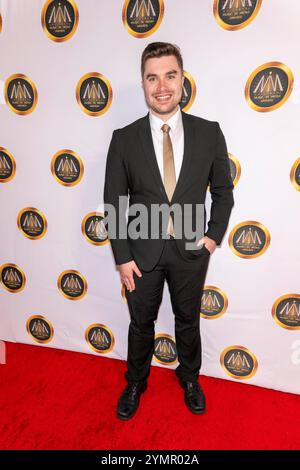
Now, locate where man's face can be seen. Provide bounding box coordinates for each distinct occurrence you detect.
[142,54,184,119]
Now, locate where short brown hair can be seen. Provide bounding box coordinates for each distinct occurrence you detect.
[141,42,183,78]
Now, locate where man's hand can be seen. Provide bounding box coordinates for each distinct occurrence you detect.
[117,260,142,292]
[197,236,217,255]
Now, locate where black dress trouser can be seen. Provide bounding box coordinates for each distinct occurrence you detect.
[124,238,211,384]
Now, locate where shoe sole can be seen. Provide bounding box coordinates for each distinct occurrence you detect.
[116,382,148,421]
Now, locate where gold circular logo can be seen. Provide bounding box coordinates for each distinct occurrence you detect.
[5,74,38,115]
[51,149,84,186]
[26,315,54,344]
[229,221,270,258]
[0,147,16,183]
[200,285,228,319]
[213,0,262,31]
[0,263,26,293]
[76,72,113,116]
[180,71,196,112]
[122,0,164,38]
[290,157,300,192]
[85,324,115,354]
[272,294,300,330]
[245,62,293,112]
[57,269,87,300]
[228,153,241,187]
[81,212,109,246]
[41,0,79,42]
[221,345,258,380]
[17,207,47,240]
[153,333,178,365]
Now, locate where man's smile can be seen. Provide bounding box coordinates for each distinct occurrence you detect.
[155,93,172,102]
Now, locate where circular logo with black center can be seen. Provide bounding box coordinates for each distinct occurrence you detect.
[213,0,262,31]
[0,147,16,183]
[0,264,26,293]
[57,270,87,300]
[122,0,164,38]
[81,212,109,246]
[229,221,270,258]
[26,315,54,344]
[221,346,258,380]
[245,62,293,112]
[180,71,196,112]
[41,0,79,42]
[51,149,83,186]
[76,72,112,116]
[290,157,300,192]
[228,153,241,187]
[17,207,47,240]
[153,334,177,365]
[272,294,300,330]
[5,74,38,115]
[200,285,228,319]
[85,324,115,354]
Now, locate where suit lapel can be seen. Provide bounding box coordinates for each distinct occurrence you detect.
[138,108,195,203]
[171,109,194,203]
[138,112,168,202]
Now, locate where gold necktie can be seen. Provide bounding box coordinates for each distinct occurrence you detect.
[161,123,176,237]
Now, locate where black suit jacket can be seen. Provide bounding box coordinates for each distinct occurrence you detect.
[103,109,234,271]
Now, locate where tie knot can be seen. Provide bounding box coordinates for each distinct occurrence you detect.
[161,123,170,134]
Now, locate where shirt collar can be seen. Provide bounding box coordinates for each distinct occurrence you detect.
[149,105,182,134]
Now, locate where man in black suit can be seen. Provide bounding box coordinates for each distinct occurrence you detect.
[104,42,234,420]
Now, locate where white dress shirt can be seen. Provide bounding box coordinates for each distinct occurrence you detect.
[149,105,184,183]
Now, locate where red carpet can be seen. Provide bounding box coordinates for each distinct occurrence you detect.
[0,342,299,450]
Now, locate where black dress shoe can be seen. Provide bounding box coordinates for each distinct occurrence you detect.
[179,380,206,414]
[116,381,147,420]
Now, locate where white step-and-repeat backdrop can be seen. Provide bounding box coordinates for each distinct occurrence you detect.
[0,0,299,394]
